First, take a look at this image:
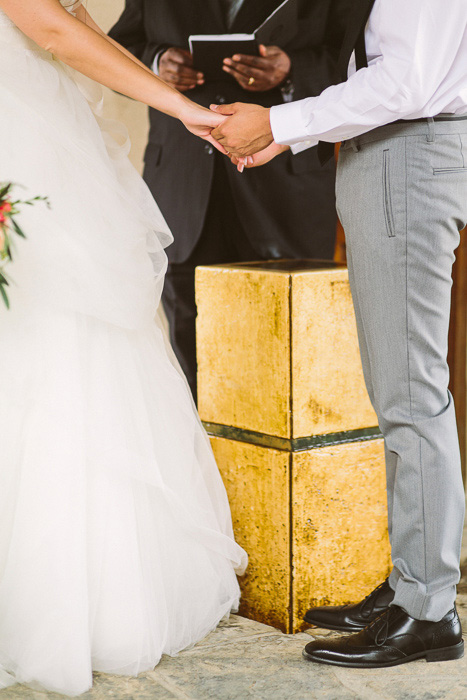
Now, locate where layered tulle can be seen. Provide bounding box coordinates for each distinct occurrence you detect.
[0,22,172,330]
[0,14,247,697]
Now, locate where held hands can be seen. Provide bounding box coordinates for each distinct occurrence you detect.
[166,44,289,162]
[180,100,228,154]
[223,45,291,92]
[159,48,204,92]
[210,103,274,157]
[176,61,288,166]
[181,100,286,170]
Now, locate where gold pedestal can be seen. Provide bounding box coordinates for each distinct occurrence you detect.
[196,261,391,633]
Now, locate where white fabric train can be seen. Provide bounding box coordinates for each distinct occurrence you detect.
[0,5,247,696]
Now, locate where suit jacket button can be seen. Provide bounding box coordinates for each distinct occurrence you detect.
[215,95,226,104]
[204,144,214,155]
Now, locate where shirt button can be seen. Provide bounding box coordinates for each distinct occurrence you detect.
[215,95,227,104]
[204,144,214,155]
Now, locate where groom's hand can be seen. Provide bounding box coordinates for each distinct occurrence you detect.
[210,103,274,157]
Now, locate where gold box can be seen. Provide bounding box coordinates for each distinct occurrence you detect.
[211,436,390,633]
[196,262,391,633]
[196,261,377,440]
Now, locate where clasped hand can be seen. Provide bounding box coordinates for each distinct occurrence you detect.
[168,44,290,165]
[210,103,274,157]
[181,97,279,165]
[210,103,290,170]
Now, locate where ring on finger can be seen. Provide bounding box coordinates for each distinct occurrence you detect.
[248,76,255,86]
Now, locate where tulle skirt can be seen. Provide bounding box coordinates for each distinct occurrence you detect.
[0,21,247,697]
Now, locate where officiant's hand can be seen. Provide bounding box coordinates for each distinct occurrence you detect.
[222,45,291,92]
[210,103,273,157]
[159,48,204,92]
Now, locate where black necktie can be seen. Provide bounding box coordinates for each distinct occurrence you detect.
[317,0,376,165]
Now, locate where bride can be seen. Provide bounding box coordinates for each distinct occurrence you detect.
[0,0,248,695]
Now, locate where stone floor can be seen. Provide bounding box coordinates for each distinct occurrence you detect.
[1,526,467,700]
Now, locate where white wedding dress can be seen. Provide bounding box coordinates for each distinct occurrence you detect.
[0,2,247,696]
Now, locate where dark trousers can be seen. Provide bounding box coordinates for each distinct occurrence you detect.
[162,155,262,403]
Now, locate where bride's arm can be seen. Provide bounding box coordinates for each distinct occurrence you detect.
[0,0,223,139]
[74,5,154,77]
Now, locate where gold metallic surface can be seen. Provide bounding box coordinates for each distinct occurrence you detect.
[196,264,377,439]
[209,437,291,631]
[210,436,390,634]
[197,263,390,634]
[196,267,291,438]
[292,439,391,632]
[291,270,377,437]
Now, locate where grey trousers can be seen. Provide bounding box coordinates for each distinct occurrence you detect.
[336,118,467,622]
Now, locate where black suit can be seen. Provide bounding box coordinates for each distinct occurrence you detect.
[110,0,348,399]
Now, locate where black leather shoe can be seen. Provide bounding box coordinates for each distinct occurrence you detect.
[303,579,395,632]
[303,605,464,668]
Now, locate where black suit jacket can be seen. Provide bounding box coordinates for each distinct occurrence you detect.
[110,0,350,263]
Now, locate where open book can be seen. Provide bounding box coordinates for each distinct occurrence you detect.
[189,0,298,81]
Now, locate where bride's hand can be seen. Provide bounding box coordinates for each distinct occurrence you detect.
[230,142,290,171]
[179,100,228,154]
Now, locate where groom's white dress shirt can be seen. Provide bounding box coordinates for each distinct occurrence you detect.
[270,0,467,151]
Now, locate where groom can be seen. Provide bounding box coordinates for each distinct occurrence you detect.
[212,0,467,668]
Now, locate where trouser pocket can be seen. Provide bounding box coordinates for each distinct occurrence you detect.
[433,167,467,174]
[383,149,396,237]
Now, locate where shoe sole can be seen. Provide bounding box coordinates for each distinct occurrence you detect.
[302,640,464,668]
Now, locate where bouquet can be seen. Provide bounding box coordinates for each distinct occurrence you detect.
[0,182,49,308]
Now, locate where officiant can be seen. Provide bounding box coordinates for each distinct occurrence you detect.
[110,0,345,402]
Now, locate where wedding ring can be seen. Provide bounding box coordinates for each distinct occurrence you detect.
[248,77,255,86]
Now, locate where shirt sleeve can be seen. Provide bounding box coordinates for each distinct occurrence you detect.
[270,0,466,148]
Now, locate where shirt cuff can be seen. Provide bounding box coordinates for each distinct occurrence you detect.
[152,49,166,75]
[290,140,318,154]
[270,100,317,147]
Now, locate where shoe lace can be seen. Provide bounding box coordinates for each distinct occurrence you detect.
[367,606,399,647]
[359,578,389,618]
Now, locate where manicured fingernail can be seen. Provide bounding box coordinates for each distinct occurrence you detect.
[222,66,230,72]
[198,79,204,84]
[224,58,232,65]
[233,55,240,61]
[197,73,204,79]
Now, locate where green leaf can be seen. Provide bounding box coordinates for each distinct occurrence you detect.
[11,218,26,238]
[0,183,12,200]
[0,283,10,309]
